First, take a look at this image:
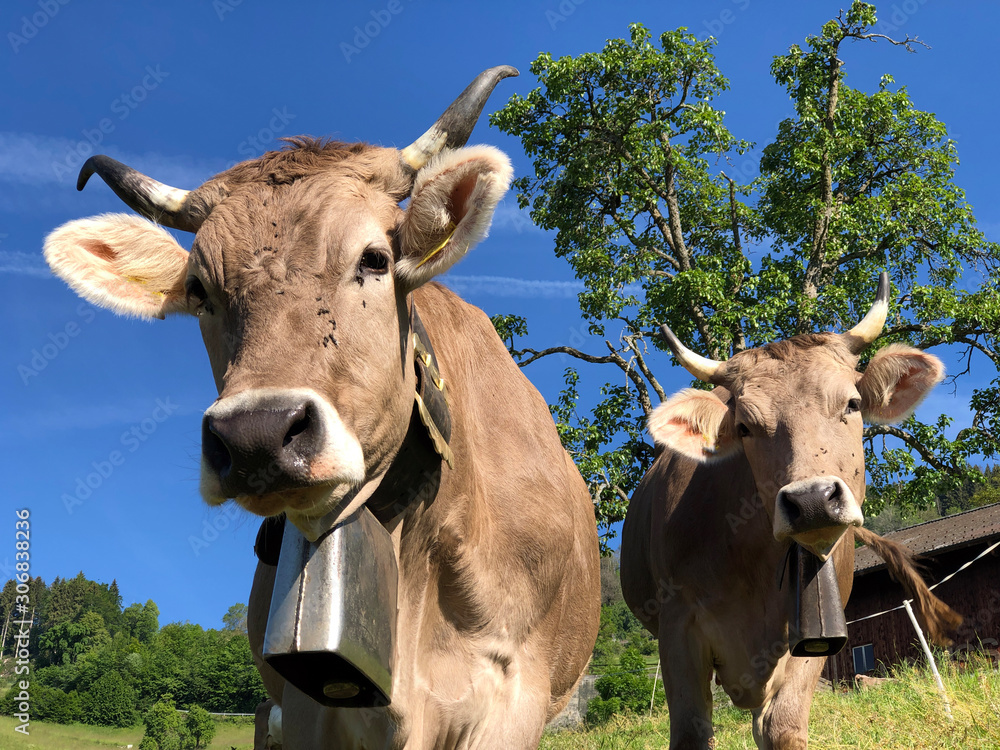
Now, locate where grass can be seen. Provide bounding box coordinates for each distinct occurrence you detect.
[0,661,995,749]
[541,659,1000,749]
[0,715,254,750]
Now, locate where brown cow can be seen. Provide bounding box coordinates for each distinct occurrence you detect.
[44,68,600,749]
[621,276,960,750]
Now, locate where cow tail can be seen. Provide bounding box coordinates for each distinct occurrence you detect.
[852,526,962,646]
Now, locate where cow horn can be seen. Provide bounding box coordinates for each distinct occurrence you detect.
[658,324,725,383]
[77,155,212,233]
[842,272,890,354]
[400,65,519,172]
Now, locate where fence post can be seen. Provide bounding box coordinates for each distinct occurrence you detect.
[902,599,953,721]
[649,658,660,717]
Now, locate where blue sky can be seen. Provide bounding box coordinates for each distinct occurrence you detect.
[2,1,997,629]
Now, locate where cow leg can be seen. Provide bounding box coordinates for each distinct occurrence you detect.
[658,620,714,750]
[750,655,825,750]
[254,699,282,750]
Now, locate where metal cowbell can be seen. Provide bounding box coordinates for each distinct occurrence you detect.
[787,545,848,658]
[263,506,398,707]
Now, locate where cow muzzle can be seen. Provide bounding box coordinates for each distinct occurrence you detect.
[199,388,365,506]
[773,476,863,560]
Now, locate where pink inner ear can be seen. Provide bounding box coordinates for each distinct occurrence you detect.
[446,173,479,224]
[891,362,939,415]
[80,239,116,263]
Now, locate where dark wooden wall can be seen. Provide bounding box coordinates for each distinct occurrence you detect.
[823,540,1000,682]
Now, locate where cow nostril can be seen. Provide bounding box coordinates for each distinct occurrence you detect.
[780,493,802,523]
[283,411,311,447]
[203,424,232,476]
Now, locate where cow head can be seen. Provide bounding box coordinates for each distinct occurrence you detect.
[648,275,944,558]
[43,68,515,537]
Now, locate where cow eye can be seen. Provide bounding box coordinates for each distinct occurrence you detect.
[359,248,389,274]
[846,398,862,415]
[185,276,213,316]
[737,423,751,438]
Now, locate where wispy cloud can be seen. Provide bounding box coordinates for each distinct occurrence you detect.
[0,250,50,277]
[444,274,585,299]
[444,274,646,300]
[489,200,542,235]
[0,131,224,189]
[0,398,196,440]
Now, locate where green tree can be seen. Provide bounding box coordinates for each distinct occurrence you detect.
[184,705,216,749]
[586,647,663,723]
[82,669,138,727]
[0,684,81,723]
[123,600,160,644]
[143,694,188,750]
[221,603,248,635]
[38,610,110,666]
[599,554,623,606]
[491,4,999,545]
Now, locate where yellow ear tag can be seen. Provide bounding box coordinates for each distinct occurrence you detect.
[414,223,457,270]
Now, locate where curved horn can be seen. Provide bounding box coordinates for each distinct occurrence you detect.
[842,272,890,354]
[659,324,725,384]
[77,155,212,233]
[400,65,519,172]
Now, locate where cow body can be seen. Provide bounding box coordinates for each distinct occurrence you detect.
[248,283,600,748]
[43,69,600,749]
[623,430,853,748]
[621,305,959,750]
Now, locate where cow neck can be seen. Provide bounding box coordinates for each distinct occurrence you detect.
[254,303,453,564]
[365,302,453,524]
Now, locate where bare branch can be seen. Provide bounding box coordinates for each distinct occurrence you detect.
[515,346,618,368]
[854,32,929,54]
[623,334,667,404]
[864,424,959,473]
[604,340,654,417]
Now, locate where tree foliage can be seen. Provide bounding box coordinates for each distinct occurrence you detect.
[143,694,187,750]
[185,704,217,749]
[586,647,663,724]
[221,602,248,635]
[491,3,999,545]
[82,669,138,728]
[0,573,266,727]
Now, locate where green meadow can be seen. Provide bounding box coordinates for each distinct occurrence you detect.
[542,660,1000,750]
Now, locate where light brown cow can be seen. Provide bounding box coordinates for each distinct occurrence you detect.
[621,277,960,750]
[43,68,600,749]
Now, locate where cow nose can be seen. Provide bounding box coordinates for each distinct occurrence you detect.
[778,479,853,532]
[773,476,863,558]
[202,396,322,496]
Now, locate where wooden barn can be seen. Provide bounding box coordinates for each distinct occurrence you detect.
[824,502,1000,681]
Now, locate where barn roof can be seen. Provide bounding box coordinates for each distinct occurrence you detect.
[854,502,1000,575]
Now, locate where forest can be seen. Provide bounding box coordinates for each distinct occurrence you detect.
[0,572,264,730]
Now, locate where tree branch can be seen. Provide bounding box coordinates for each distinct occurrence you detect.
[623,334,667,405]
[864,424,959,473]
[514,346,618,368]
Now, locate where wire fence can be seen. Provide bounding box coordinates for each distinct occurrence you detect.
[847,538,1000,627]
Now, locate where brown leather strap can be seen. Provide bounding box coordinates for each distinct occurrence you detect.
[254,514,286,566]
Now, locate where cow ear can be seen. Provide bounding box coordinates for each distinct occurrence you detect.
[395,145,512,290]
[44,213,193,320]
[647,389,740,462]
[858,343,944,424]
